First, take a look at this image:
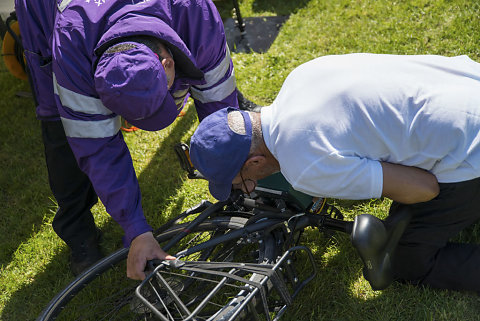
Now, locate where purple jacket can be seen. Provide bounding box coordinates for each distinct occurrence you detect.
[16,0,238,245]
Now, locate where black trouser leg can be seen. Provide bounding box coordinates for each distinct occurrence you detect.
[41,120,99,251]
[236,88,261,112]
[387,178,480,291]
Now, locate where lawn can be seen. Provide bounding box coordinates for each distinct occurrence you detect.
[1,0,480,320]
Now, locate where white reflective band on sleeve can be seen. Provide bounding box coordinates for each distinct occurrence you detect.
[190,73,236,103]
[194,47,232,89]
[53,73,112,115]
[61,116,121,139]
[57,0,73,12]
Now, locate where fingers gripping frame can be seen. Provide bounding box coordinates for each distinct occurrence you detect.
[135,246,317,321]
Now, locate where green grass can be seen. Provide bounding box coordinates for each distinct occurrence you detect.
[2,0,480,320]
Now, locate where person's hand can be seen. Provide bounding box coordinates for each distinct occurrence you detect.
[126,231,176,280]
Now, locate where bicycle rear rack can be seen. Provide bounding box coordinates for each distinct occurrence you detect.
[136,246,317,321]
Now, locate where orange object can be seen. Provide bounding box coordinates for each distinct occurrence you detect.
[2,21,28,81]
[120,119,139,132]
[121,106,185,132]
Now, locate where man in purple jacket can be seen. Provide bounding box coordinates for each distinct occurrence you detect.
[15,0,247,280]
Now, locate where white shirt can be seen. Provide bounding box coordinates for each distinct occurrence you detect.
[261,53,480,199]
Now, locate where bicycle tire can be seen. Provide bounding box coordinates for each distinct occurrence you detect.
[36,215,276,321]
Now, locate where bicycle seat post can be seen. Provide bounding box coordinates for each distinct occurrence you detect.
[320,216,353,234]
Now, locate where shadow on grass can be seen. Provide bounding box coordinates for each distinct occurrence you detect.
[214,0,311,30]
[214,0,312,17]
[136,105,200,227]
[281,228,480,321]
[0,87,52,267]
[1,247,76,321]
[1,105,200,320]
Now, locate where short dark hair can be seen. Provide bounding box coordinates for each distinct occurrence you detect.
[117,35,167,59]
[98,35,168,63]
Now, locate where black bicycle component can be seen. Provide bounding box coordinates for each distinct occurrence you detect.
[138,246,316,321]
[173,143,204,179]
[36,216,262,321]
[240,197,283,214]
[256,173,313,211]
[162,200,229,253]
[351,208,412,290]
[320,216,352,234]
[152,200,212,236]
[38,141,413,320]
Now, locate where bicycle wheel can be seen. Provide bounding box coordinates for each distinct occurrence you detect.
[37,215,276,321]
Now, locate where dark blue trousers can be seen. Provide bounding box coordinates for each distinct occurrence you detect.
[41,120,99,251]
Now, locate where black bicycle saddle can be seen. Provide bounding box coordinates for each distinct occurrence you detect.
[350,208,412,290]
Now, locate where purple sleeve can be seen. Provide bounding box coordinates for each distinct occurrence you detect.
[52,32,152,246]
[182,2,240,118]
[67,134,153,246]
[191,59,240,120]
[195,90,239,121]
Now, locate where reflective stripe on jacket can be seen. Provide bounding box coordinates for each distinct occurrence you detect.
[18,0,238,245]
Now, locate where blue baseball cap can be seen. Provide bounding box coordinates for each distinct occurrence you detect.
[94,42,178,131]
[190,107,252,201]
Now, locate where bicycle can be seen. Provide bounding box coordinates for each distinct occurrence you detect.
[36,143,411,321]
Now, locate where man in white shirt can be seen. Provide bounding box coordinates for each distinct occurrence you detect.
[189,53,480,292]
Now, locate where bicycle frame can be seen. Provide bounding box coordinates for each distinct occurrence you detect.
[137,246,317,321]
[36,143,411,321]
[136,182,351,321]
[135,144,412,320]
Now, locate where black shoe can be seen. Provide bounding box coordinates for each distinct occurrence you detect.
[237,90,262,112]
[70,229,105,276]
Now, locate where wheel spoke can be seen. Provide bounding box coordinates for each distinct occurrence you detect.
[38,216,276,321]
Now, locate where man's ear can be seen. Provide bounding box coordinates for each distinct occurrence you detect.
[161,57,174,70]
[245,155,266,168]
